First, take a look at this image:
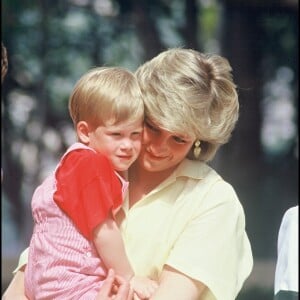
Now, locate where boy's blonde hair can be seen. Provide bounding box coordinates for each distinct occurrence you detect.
[135,48,239,162]
[69,67,144,128]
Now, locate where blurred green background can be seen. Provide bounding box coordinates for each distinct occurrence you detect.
[2,0,298,299]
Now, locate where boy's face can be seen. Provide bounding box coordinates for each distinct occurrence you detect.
[88,117,143,172]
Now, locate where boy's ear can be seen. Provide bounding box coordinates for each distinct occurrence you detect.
[76,121,90,144]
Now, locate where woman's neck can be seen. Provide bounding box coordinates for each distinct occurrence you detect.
[127,161,177,208]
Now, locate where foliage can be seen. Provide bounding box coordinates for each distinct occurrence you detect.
[237,287,274,300]
[1,0,298,295]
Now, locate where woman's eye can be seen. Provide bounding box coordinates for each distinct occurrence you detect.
[145,121,158,132]
[173,136,187,143]
[111,132,121,136]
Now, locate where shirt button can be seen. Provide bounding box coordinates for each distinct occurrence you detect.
[86,252,92,257]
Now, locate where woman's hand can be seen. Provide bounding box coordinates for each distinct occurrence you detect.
[96,269,133,300]
[130,276,158,299]
[2,268,132,300]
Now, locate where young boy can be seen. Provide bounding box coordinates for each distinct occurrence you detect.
[24,67,157,299]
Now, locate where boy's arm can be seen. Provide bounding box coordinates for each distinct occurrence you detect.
[93,218,159,299]
[93,217,134,281]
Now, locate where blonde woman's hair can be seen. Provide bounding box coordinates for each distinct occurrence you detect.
[135,48,239,162]
[69,67,144,129]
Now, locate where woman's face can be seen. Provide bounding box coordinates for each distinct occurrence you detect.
[137,118,194,173]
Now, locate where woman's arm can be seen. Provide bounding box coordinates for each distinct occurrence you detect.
[150,265,206,300]
[2,267,28,300]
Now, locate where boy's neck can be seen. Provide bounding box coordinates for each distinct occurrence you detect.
[115,170,127,180]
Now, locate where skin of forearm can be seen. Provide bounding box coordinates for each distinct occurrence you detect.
[150,265,205,300]
[2,268,28,300]
[93,218,134,281]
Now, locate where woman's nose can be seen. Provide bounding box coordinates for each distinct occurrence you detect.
[147,134,170,154]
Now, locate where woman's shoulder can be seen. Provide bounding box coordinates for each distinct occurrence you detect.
[178,159,230,186]
[176,159,219,179]
[183,160,242,209]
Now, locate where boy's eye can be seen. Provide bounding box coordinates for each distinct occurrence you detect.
[132,132,141,136]
[131,132,142,140]
[111,132,121,136]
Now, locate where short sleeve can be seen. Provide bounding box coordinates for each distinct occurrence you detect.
[166,181,253,300]
[53,149,123,240]
[13,248,29,274]
[274,206,299,296]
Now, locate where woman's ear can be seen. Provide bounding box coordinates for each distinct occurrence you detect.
[76,121,90,144]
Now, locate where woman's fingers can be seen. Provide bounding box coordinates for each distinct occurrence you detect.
[133,292,142,300]
[95,269,115,299]
[114,274,132,300]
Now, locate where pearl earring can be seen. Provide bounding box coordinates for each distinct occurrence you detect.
[194,140,201,159]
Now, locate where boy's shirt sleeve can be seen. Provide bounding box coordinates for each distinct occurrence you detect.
[53,150,123,240]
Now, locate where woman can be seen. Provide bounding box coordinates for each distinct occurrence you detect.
[3,48,253,300]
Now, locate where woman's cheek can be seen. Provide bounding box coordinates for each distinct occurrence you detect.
[142,127,152,144]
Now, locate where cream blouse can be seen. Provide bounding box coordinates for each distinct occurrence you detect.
[16,159,253,300]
